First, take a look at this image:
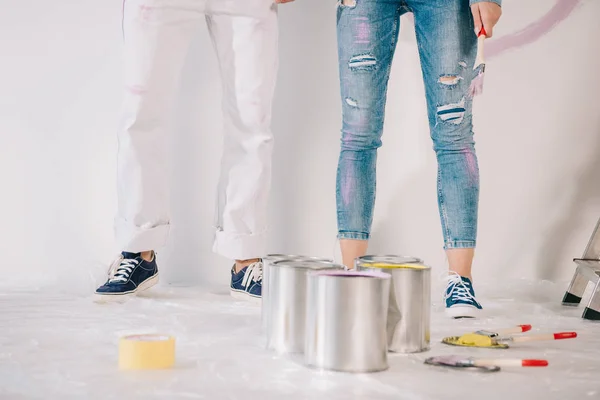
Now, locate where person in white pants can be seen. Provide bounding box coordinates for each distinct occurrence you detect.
[96,0,294,301]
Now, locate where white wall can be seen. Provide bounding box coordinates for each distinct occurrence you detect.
[1,0,599,291]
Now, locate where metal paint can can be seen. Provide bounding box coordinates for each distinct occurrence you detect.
[356,255,431,353]
[304,270,391,373]
[265,260,343,354]
[262,255,332,333]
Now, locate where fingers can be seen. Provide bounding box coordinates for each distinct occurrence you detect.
[472,3,502,38]
[480,7,494,38]
[471,5,484,37]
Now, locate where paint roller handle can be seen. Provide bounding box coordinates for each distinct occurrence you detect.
[510,332,577,343]
[495,325,532,335]
[474,359,548,368]
[554,332,577,340]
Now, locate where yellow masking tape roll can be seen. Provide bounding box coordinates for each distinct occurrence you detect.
[119,334,175,370]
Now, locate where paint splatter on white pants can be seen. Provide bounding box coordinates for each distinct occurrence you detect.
[115,0,278,260]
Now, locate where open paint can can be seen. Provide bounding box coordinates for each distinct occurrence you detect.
[356,255,431,353]
[304,270,391,373]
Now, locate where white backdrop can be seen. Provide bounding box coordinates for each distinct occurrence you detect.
[1,0,599,291]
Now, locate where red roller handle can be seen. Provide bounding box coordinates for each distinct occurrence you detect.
[554,332,577,340]
[522,359,549,367]
[519,324,532,333]
[475,358,549,368]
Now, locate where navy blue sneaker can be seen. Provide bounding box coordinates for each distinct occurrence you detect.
[95,252,159,299]
[230,261,262,304]
[445,273,482,318]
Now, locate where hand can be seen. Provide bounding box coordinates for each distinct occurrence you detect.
[275,0,295,3]
[471,2,502,38]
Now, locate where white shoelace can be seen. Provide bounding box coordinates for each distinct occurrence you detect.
[444,272,476,303]
[241,262,262,288]
[107,255,140,283]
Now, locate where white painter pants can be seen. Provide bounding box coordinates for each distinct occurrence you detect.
[115,0,278,260]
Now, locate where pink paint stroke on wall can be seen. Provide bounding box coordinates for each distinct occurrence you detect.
[404,0,582,58]
[487,0,583,59]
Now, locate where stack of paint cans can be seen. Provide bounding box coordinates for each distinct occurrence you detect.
[261,254,431,373]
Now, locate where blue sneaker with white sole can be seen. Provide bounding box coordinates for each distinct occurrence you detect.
[230,261,262,304]
[95,252,159,298]
[445,273,482,318]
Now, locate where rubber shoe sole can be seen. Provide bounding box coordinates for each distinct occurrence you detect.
[95,274,159,302]
[230,288,261,305]
[446,303,480,319]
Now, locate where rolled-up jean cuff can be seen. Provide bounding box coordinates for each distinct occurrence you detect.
[213,229,267,260]
[115,217,171,253]
[338,231,370,240]
[444,240,476,250]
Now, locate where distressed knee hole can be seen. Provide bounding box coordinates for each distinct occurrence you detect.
[348,54,376,71]
[340,0,357,7]
[345,98,358,108]
[439,75,463,87]
[437,97,466,125]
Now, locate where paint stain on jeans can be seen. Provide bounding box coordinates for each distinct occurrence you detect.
[139,5,154,21]
[341,166,356,206]
[355,22,371,44]
[464,150,479,185]
[127,85,147,95]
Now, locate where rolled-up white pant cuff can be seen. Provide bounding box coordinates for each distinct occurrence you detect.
[115,218,170,253]
[213,229,267,261]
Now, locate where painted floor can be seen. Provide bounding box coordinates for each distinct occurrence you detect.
[1,279,599,400]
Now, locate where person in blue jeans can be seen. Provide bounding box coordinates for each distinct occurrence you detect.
[336,0,502,318]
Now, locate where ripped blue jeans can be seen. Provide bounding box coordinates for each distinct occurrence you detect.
[336,0,479,249]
